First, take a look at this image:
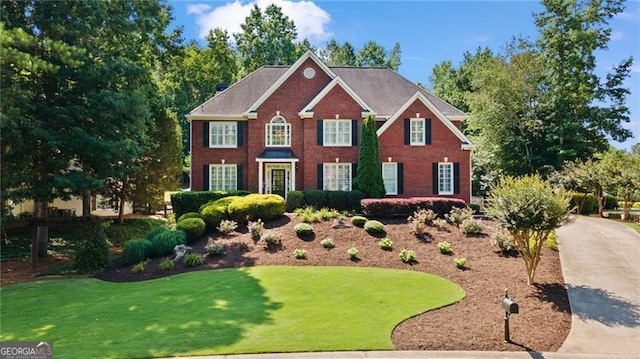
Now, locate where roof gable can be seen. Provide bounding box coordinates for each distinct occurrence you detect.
[377,91,474,149]
[298,76,375,118]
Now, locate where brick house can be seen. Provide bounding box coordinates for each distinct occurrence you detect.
[187,51,474,202]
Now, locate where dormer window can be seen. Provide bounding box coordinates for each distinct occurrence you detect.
[266,116,291,147]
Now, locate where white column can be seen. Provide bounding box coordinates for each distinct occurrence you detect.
[290,161,296,191]
[258,160,263,194]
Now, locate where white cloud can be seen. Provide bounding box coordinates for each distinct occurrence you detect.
[617,9,640,22]
[610,31,624,41]
[187,0,332,44]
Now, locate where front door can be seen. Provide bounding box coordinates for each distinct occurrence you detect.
[271,169,286,197]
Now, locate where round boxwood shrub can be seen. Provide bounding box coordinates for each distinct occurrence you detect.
[177,212,202,222]
[364,220,385,234]
[294,223,314,236]
[123,238,151,264]
[351,216,368,227]
[228,194,285,224]
[146,226,186,257]
[199,196,241,230]
[176,217,206,243]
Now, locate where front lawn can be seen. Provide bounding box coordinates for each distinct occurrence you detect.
[0,266,463,359]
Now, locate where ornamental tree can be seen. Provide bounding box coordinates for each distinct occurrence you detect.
[486,175,571,285]
[353,115,386,198]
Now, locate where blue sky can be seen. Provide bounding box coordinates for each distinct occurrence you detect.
[169,0,639,150]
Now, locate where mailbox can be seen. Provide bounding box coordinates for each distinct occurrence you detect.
[502,297,519,314]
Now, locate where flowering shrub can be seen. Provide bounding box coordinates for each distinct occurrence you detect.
[460,218,483,235]
[320,238,335,249]
[433,218,448,230]
[261,230,282,250]
[378,238,393,251]
[217,220,238,235]
[446,207,474,227]
[293,248,307,259]
[347,247,359,260]
[437,241,453,254]
[247,219,264,241]
[399,249,416,264]
[490,228,517,254]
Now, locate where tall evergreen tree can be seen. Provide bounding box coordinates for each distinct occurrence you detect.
[353,116,386,198]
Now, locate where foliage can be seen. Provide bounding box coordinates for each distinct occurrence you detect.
[123,238,151,265]
[296,190,364,211]
[320,238,335,249]
[294,223,314,236]
[486,175,571,284]
[320,39,402,71]
[227,194,285,224]
[159,258,175,272]
[177,212,202,222]
[545,231,558,251]
[353,115,386,198]
[433,218,448,230]
[378,238,393,251]
[217,220,238,235]
[364,220,385,235]
[175,218,206,243]
[206,243,227,256]
[70,217,110,273]
[170,190,250,218]
[200,196,240,230]
[261,230,282,250]
[145,226,186,258]
[286,191,304,212]
[351,216,368,228]
[460,218,484,235]
[132,259,149,274]
[319,207,342,221]
[293,249,307,259]
[248,219,264,242]
[437,241,453,255]
[445,207,474,227]
[408,208,437,236]
[399,249,417,264]
[183,253,204,267]
[361,197,466,218]
[454,258,468,269]
[468,203,481,214]
[295,206,323,223]
[101,217,166,248]
[490,228,518,255]
[347,247,359,260]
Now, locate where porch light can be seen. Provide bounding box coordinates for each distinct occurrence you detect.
[335,158,340,163]
[444,157,448,162]
[221,159,225,164]
[388,157,392,162]
[335,114,339,119]
[416,113,420,118]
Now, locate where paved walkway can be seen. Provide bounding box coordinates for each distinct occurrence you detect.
[555,216,640,355]
[172,216,640,359]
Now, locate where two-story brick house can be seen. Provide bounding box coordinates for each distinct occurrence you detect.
[187,50,474,202]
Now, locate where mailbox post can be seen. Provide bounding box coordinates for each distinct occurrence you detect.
[502,288,519,343]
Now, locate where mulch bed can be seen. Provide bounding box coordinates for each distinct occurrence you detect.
[89,214,570,351]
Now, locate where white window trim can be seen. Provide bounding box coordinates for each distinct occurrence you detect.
[410,118,425,146]
[210,121,237,148]
[382,162,398,195]
[438,162,454,195]
[323,163,352,191]
[265,116,291,147]
[210,164,237,191]
[323,119,352,147]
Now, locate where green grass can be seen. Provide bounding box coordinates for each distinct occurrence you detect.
[0,266,463,358]
[620,221,640,234]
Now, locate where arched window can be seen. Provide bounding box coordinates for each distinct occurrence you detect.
[266,116,291,147]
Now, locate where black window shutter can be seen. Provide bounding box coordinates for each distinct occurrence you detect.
[432,162,438,194]
[425,119,432,145]
[317,163,323,189]
[203,164,210,191]
[351,119,358,146]
[454,162,460,194]
[203,122,210,147]
[237,122,243,147]
[397,163,404,194]
[236,164,243,190]
[352,163,358,183]
[317,120,323,145]
[404,118,410,145]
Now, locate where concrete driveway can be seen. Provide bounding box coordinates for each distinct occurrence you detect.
[556,216,640,355]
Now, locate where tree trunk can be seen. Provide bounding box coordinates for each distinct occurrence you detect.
[596,187,605,218]
[82,190,92,217]
[34,200,49,258]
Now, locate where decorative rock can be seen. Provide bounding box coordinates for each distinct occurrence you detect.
[332,219,351,229]
[173,244,192,261]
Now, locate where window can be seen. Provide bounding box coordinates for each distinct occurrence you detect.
[210,164,237,191]
[410,118,425,145]
[382,163,398,195]
[438,163,453,195]
[266,116,291,147]
[210,122,237,147]
[324,120,352,146]
[323,163,352,191]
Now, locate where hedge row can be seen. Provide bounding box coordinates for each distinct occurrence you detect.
[171,190,251,217]
[361,197,466,218]
[286,190,365,212]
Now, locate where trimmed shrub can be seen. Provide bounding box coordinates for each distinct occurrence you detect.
[569,192,598,214]
[351,216,368,227]
[361,197,466,218]
[199,196,241,230]
[320,238,335,248]
[293,248,307,259]
[604,195,618,210]
[175,218,206,243]
[177,212,202,222]
[327,191,350,212]
[437,241,453,254]
[295,190,364,211]
[446,207,474,227]
[228,194,285,224]
[171,190,251,218]
[261,230,282,250]
[460,218,483,235]
[399,249,416,264]
[347,247,359,260]
[304,190,328,209]
[183,253,203,267]
[286,191,304,212]
[217,219,238,235]
[102,217,165,247]
[364,220,385,234]
[294,223,314,236]
[545,231,558,251]
[146,226,185,257]
[378,238,393,250]
[123,238,151,264]
[454,258,467,269]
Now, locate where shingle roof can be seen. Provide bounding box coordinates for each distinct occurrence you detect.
[188,64,466,119]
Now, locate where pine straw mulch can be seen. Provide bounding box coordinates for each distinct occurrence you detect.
[9,213,572,352]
